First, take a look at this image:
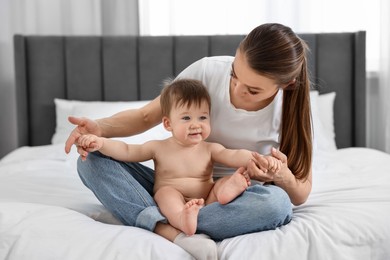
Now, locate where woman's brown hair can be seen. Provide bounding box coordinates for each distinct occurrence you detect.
[239,23,312,180]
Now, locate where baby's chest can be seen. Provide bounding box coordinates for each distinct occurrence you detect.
[155,151,212,178]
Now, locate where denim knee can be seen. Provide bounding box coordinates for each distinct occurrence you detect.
[76,152,164,230]
[77,151,117,191]
[77,152,101,187]
[252,185,293,226]
[197,184,292,240]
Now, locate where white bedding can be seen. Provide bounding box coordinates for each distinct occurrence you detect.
[1,145,390,260]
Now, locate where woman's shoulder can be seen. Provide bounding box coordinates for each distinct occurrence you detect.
[177,56,233,79]
[201,56,234,67]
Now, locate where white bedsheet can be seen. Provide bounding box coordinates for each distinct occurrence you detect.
[1,145,390,260]
[0,202,192,260]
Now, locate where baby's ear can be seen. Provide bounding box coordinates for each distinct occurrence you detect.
[162,116,172,131]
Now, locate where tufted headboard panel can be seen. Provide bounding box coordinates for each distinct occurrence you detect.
[13,32,366,148]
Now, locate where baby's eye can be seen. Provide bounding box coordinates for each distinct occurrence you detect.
[200,116,208,120]
[182,116,191,121]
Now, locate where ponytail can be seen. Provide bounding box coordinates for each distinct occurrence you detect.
[240,23,312,180]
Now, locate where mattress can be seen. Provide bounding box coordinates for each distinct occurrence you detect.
[1,144,390,259]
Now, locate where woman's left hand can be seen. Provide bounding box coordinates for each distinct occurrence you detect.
[247,147,289,183]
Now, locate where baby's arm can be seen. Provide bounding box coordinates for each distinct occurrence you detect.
[209,143,282,173]
[209,143,254,168]
[78,134,154,162]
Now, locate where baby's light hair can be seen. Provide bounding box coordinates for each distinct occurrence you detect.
[160,79,211,117]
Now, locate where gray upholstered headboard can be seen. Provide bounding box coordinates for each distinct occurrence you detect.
[13,32,366,149]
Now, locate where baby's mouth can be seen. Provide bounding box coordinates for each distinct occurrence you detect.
[189,129,202,136]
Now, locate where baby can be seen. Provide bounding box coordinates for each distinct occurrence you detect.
[78,79,281,236]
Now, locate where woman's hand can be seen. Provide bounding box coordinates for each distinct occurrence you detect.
[247,148,290,184]
[64,116,102,159]
[248,147,312,205]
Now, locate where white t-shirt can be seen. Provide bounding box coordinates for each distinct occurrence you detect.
[177,56,283,177]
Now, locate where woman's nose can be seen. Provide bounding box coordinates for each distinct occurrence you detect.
[235,82,247,94]
[233,78,245,90]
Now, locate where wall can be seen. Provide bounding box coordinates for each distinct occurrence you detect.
[0,0,17,158]
[366,73,384,151]
[0,0,139,159]
[0,0,386,158]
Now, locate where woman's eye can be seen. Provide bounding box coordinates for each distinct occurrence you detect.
[247,87,260,95]
[230,70,237,79]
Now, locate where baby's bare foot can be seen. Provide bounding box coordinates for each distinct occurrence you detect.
[218,169,250,205]
[181,198,204,236]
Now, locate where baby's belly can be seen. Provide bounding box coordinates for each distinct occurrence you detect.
[154,178,214,200]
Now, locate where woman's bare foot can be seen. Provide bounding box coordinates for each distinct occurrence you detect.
[180,198,204,236]
[217,168,251,205]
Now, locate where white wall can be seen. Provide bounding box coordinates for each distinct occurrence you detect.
[367,73,386,151]
[0,0,18,158]
[0,0,387,158]
[0,0,139,158]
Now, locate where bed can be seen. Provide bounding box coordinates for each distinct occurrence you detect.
[1,31,390,260]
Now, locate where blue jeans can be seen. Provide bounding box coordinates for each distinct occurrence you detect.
[78,151,292,241]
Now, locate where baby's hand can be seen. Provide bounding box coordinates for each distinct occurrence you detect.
[251,152,282,173]
[263,155,282,173]
[77,134,102,160]
[248,149,287,183]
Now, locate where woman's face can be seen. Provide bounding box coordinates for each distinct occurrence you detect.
[230,50,280,111]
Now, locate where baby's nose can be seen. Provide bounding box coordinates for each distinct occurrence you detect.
[190,123,200,129]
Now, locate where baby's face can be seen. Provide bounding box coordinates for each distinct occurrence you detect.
[168,101,211,146]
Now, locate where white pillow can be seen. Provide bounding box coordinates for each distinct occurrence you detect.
[317,92,336,148]
[52,99,171,145]
[310,91,337,152]
[54,93,337,153]
[53,99,81,144]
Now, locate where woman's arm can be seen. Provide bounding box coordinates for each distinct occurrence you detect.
[247,148,312,205]
[275,167,312,206]
[97,97,162,138]
[65,96,162,155]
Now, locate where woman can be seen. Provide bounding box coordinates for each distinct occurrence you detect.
[65,23,312,258]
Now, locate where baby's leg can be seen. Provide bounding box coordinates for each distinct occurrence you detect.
[181,198,204,235]
[208,167,251,205]
[154,186,204,236]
